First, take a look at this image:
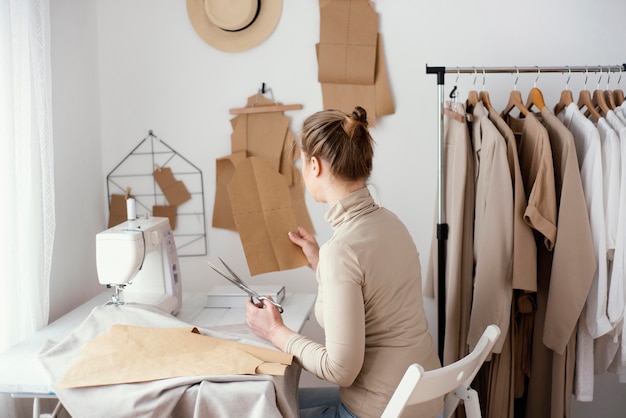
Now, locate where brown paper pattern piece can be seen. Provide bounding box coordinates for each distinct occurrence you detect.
[212,151,248,231]
[319,33,394,124]
[227,157,308,275]
[59,325,293,388]
[153,205,177,230]
[231,107,289,173]
[108,194,131,228]
[153,166,192,207]
[317,0,379,85]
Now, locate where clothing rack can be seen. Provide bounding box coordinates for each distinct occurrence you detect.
[425,63,626,361]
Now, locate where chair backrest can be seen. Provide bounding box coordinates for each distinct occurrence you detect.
[381,324,501,418]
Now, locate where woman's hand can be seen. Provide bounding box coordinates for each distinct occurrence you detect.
[246,298,294,350]
[288,226,320,271]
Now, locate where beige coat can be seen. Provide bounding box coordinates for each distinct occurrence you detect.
[489,108,537,292]
[468,102,514,354]
[524,108,596,418]
[504,113,556,401]
[425,102,475,366]
[471,107,525,418]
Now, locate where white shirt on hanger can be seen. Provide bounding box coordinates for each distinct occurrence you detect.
[558,103,609,338]
[615,103,626,126]
[558,103,608,401]
[618,102,626,124]
[605,110,626,330]
[604,110,626,381]
[596,118,621,260]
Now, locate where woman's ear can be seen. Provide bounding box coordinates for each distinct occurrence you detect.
[310,156,322,177]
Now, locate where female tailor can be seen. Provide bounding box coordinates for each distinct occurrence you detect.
[246,106,442,418]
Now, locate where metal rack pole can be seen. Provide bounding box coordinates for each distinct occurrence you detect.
[425,66,447,362]
[424,62,626,363]
[427,64,626,75]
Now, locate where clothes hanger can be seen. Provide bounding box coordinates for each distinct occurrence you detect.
[466,67,480,109]
[554,66,574,115]
[578,67,602,121]
[479,67,493,111]
[614,67,625,105]
[604,91,617,110]
[229,83,303,114]
[443,68,466,123]
[592,67,611,116]
[502,67,529,117]
[525,67,546,112]
[604,67,618,110]
[613,65,624,107]
[603,67,616,110]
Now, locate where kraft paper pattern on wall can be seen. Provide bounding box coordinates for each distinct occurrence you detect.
[106,130,207,256]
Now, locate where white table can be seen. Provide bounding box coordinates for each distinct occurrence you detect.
[0,291,316,417]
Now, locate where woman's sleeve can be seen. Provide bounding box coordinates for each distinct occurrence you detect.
[284,241,365,386]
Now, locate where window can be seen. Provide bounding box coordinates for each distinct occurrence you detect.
[0,0,55,353]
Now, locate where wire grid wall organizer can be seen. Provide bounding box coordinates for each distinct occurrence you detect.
[106,130,207,256]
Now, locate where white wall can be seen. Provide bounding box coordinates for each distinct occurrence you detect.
[46,0,626,415]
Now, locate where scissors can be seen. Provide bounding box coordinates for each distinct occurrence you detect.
[207,258,284,313]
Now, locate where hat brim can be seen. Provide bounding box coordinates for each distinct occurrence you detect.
[187,0,283,52]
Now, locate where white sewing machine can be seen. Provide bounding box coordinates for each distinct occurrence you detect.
[96,200,182,314]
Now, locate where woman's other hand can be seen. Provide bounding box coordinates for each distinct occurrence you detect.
[288,226,320,270]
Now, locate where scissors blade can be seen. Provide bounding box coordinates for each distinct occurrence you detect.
[218,258,264,300]
[207,261,258,300]
[218,257,247,285]
[215,258,284,313]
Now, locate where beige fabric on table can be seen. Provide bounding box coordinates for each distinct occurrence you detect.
[38,303,300,418]
[58,325,293,388]
[284,187,442,418]
[425,102,475,367]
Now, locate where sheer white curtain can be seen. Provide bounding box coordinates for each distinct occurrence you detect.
[0,0,55,354]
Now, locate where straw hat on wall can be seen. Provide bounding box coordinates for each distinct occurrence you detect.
[187,0,283,52]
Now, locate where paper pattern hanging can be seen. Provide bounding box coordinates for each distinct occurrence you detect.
[317,0,395,124]
[213,91,313,275]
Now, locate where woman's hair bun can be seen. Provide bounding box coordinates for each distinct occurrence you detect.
[351,106,368,126]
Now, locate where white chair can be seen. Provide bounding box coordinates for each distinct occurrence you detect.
[381,324,501,418]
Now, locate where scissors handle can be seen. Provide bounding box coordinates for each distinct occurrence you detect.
[208,260,285,313]
[257,296,284,313]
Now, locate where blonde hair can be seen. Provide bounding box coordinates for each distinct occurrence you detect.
[300,106,374,181]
